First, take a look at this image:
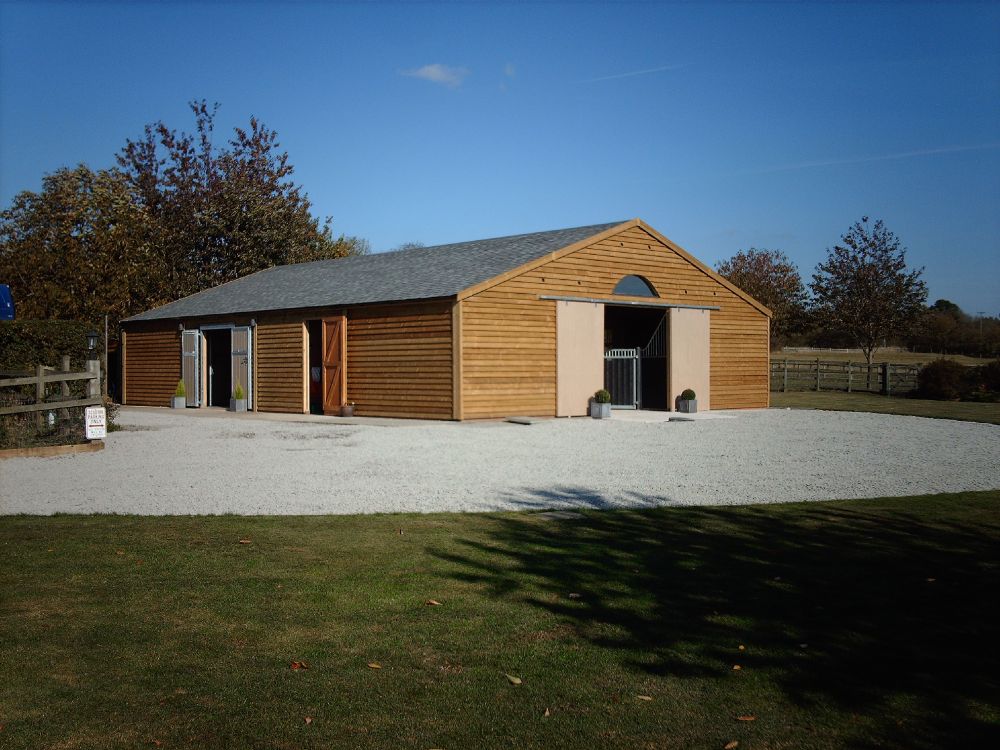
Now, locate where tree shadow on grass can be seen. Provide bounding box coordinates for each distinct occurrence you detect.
[431,488,1000,748]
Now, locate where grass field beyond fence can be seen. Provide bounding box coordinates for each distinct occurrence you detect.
[779,349,993,366]
[2,492,999,749]
[771,390,1000,424]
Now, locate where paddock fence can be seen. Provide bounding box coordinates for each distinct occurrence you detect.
[0,358,102,448]
[770,359,920,395]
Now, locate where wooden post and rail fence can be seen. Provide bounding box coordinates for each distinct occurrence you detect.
[0,357,102,421]
[771,358,921,395]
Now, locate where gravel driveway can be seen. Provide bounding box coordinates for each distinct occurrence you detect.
[2,407,998,515]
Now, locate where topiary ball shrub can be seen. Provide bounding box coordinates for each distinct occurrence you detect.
[916,359,967,401]
[680,389,697,401]
[594,389,611,404]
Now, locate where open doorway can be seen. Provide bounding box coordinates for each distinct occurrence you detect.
[204,329,232,407]
[604,306,668,410]
[307,320,323,414]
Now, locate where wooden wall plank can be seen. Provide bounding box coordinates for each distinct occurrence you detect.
[346,302,453,419]
[256,320,306,413]
[122,324,180,407]
[460,225,769,418]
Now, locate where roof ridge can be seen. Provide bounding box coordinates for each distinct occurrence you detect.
[288,221,628,269]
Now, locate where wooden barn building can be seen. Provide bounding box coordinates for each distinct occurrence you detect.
[121,219,770,419]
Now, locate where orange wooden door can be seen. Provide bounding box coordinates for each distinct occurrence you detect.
[322,316,347,414]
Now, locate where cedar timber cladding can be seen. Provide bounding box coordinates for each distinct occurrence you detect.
[459,223,770,418]
[255,319,306,413]
[346,303,453,419]
[122,324,180,407]
[120,219,768,420]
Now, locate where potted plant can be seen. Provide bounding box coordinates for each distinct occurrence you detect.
[230,383,248,412]
[172,380,186,409]
[340,401,355,417]
[677,388,698,414]
[590,389,612,419]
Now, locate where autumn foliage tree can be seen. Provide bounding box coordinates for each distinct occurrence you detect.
[0,100,365,325]
[0,165,156,322]
[117,100,366,303]
[810,217,927,364]
[715,248,807,346]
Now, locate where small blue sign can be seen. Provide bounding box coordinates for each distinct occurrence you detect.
[0,284,14,321]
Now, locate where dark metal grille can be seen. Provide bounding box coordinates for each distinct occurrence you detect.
[604,348,638,408]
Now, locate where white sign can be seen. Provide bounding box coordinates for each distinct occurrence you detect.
[85,406,107,440]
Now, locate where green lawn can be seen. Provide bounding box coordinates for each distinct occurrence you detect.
[2,493,999,749]
[770,390,1000,424]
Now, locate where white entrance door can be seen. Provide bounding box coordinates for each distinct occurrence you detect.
[181,330,201,407]
[231,326,252,408]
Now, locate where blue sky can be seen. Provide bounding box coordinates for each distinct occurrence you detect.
[1,1,998,313]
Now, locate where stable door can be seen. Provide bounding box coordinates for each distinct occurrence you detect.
[322,316,347,414]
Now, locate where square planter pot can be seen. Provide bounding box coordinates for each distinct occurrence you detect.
[171,396,186,409]
[678,399,698,414]
[590,401,611,419]
[229,398,248,413]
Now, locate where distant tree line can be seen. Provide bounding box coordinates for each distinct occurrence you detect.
[0,100,367,328]
[716,217,998,361]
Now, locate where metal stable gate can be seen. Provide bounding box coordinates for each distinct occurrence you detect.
[603,315,667,409]
[604,348,639,408]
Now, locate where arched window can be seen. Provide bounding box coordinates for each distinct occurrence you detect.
[613,275,658,297]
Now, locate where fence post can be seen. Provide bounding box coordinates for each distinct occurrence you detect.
[847,361,852,393]
[882,362,890,396]
[783,359,788,392]
[816,358,821,392]
[35,363,45,428]
[60,356,71,422]
[87,360,101,400]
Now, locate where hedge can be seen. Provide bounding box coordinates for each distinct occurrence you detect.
[916,358,1000,402]
[0,320,97,372]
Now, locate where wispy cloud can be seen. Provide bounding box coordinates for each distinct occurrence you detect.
[401,63,470,88]
[750,143,1000,174]
[500,62,516,92]
[584,63,689,83]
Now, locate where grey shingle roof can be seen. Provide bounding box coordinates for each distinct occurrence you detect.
[124,221,626,322]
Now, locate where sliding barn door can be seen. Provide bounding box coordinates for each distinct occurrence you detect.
[322,316,347,414]
[231,326,252,407]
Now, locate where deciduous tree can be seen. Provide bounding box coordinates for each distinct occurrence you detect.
[0,165,155,323]
[715,248,807,346]
[1,102,368,332]
[810,217,927,364]
[116,100,366,301]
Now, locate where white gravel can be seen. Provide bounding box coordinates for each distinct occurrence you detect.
[2,407,998,515]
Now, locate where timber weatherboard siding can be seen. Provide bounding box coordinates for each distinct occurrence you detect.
[255,319,306,413]
[122,324,181,407]
[458,224,770,418]
[346,302,453,420]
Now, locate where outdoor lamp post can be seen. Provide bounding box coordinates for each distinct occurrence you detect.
[86,330,99,359]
